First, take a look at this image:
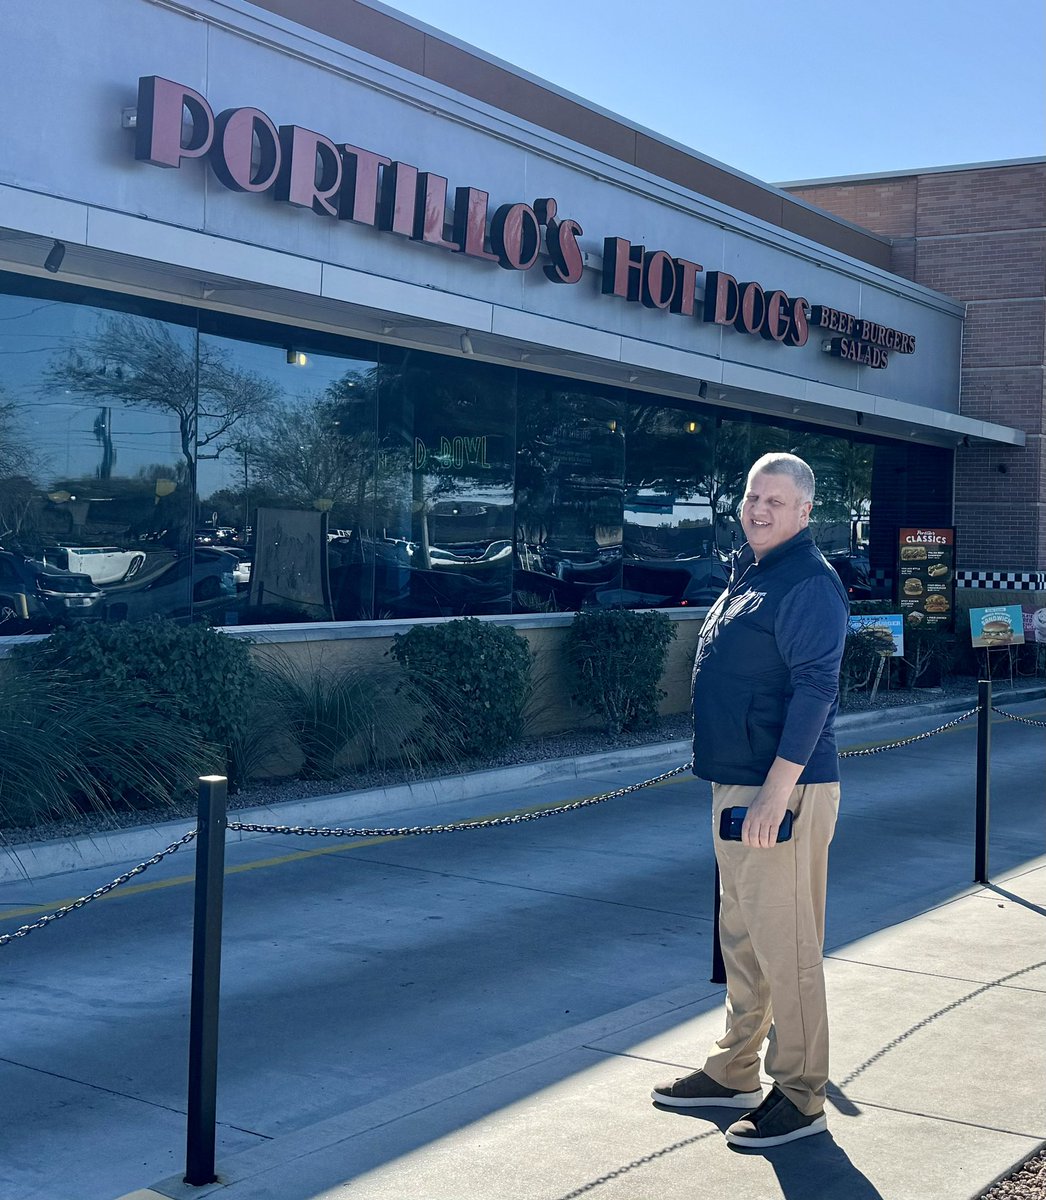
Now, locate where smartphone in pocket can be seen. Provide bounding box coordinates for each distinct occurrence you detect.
[718,806,794,843]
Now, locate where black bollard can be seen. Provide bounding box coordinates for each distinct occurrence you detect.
[974,680,991,886]
[185,776,228,1186]
[710,862,726,984]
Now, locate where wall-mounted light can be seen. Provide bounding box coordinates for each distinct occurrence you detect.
[686,420,700,434]
[856,411,864,426]
[380,321,395,335]
[607,419,618,433]
[44,240,66,273]
[460,330,474,355]
[791,404,802,414]
[697,381,708,400]
[286,349,308,366]
[627,372,639,383]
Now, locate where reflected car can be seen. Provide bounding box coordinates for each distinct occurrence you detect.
[103,548,238,622]
[0,550,104,631]
[42,545,146,585]
[827,554,872,600]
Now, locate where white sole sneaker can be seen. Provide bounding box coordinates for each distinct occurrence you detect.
[725,1113,828,1147]
[651,1087,764,1110]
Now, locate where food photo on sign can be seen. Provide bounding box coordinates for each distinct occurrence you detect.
[848,613,904,656]
[1022,605,1046,644]
[968,604,1026,649]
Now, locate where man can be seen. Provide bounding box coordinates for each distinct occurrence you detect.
[651,452,849,1149]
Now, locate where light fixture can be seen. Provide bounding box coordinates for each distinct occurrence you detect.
[687,420,700,434]
[856,411,864,426]
[697,381,708,400]
[286,349,308,366]
[460,330,474,355]
[791,404,801,414]
[628,372,639,383]
[381,321,395,335]
[960,435,971,448]
[44,240,66,273]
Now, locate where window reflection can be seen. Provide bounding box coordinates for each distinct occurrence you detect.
[0,288,191,633]
[0,272,886,637]
[514,381,625,612]
[197,330,378,623]
[376,352,515,618]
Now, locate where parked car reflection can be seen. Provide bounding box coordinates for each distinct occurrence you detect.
[102,547,238,622]
[42,544,146,585]
[0,549,104,631]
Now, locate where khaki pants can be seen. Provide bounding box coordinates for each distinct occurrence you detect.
[703,781,840,1116]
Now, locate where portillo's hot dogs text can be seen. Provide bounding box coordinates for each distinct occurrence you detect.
[132,76,915,370]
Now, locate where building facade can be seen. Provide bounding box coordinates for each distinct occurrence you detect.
[0,0,1027,647]
[784,159,1046,589]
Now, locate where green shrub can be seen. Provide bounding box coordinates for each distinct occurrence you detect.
[12,619,256,783]
[389,618,533,756]
[564,608,676,734]
[251,649,466,779]
[0,664,217,829]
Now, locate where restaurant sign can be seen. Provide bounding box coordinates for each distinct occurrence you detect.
[131,76,915,368]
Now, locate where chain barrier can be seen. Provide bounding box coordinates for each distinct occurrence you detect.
[0,829,198,947]
[2,698,1038,944]
[838,706,978,757]
[991,704,1046,729]
[229,762,693,840]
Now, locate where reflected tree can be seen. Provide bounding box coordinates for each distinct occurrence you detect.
[45,315,277,470]
[0,391,42,544]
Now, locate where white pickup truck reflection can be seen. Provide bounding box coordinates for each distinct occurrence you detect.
[44,546,147,585]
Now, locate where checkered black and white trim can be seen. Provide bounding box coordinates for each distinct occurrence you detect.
[956,570,1046,591]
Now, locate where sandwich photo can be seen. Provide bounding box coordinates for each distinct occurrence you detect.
[906,611,925,626]
[980,617,1012,642]
[927,563,949,578]
[924,594,950,613]
[901,545,927,561]
[903,578,924,596]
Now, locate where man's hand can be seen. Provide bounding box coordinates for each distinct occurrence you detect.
[740,756,804,848]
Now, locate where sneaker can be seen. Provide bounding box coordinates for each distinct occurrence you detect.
[725,1085,827,1148]
[651,1069,763,1109]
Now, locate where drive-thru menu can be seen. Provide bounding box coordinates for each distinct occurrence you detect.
[897,527,955,629]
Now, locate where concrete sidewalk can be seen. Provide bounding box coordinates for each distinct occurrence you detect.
[107,689,1045,1200]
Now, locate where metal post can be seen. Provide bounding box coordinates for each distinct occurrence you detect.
[185,776,228,1187]
[711,862,726,984]
[974,680,991,886]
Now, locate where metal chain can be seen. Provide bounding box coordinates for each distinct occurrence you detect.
[0,829,198,947]
[229,762,693,840]
[839,707,978,757]
[991,705,1046,729]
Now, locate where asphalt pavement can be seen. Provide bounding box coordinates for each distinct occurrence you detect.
[0,683,1043,1200]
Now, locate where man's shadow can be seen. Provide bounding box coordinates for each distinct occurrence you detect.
[646,1098,884,1200]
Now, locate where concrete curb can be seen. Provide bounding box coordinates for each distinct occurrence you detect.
[3,684,1042,887]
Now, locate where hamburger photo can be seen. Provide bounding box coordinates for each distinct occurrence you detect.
[980,616,1013,644]
[903,578,924,597]
[924,594,950,614]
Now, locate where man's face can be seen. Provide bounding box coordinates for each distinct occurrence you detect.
[741,469,812,559]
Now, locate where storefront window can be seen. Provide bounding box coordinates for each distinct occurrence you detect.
[197,321,378,623]
[376,350,516,618]
[617,401,725,607]
[514,380,625,612]
[0,280,192,633]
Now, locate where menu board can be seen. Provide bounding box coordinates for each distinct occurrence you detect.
[897,527,955,629]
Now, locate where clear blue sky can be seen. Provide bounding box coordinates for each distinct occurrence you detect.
[379,0,1044,183]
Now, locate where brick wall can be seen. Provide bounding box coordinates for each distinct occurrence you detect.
[788,162,1046,573]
